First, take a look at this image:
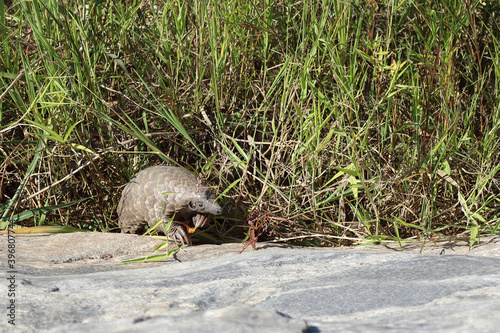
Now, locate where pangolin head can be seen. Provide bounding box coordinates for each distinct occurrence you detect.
[186,188,223,215]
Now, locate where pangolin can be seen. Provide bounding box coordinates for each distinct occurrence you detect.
[117,165,222,245]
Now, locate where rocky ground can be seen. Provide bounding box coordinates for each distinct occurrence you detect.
[1,232,499,332]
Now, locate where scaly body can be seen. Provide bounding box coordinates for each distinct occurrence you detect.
[117,165,222,245]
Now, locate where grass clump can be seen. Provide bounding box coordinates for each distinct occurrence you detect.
[1,0,499,248]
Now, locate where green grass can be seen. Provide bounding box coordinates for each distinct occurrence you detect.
[1,0,499,248]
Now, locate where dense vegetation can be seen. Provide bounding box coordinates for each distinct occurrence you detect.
[1,0,499,247]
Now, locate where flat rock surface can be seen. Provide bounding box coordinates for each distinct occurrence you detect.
[1,232,499,332]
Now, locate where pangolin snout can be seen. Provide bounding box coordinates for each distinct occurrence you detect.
[214,205,223,215]
[205,201,223,215]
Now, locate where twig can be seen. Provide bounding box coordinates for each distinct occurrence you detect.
[265,234,370,243]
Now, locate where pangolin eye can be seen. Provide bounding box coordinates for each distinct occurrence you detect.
[198,202,205,209]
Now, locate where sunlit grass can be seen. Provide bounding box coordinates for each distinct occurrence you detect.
[1,0,499,248]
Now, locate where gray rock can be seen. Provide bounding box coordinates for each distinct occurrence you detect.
[46,307,308,333]
[1,233,499,332]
